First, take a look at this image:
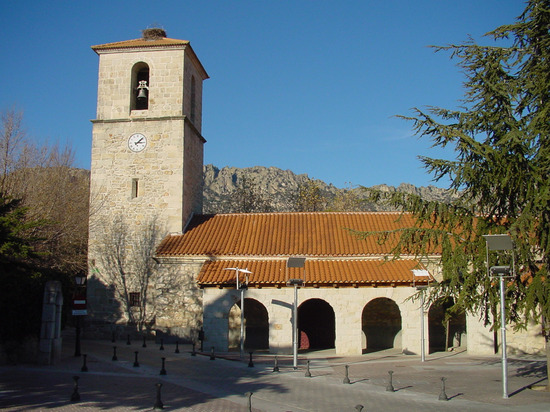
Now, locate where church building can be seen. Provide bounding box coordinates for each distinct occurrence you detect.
[86,29,543,357]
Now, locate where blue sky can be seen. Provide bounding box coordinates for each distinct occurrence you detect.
[1,0,524,188]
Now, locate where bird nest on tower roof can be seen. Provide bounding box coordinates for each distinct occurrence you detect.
[142,28,166,40]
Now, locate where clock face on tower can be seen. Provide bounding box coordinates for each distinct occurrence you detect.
[128,133,147,152]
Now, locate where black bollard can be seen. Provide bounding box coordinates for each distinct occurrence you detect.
[143,335,147,348]
[127,334,131,345]
[343,365,351,384]
[70,376,80,402]
[355,405,364,412]
[273,356,280,373]
[160,357,167,375]
[175,341,180,354]
[153,383,164,410]
[160,338,164,351]
[248,351,254,367]
[386,370,395,392]
[305,360,312,378]
[191,342,196,356]
[81,354,88,372]
[133,351,140,367]
[210,346,215,360]
[112,346,118,361]
[246,391,253,412]
[438,377,449,401]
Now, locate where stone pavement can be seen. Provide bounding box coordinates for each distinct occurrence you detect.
[1,335,549,411]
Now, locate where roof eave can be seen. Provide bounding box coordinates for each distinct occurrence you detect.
[91,38,209,79]
[198,279,433,288]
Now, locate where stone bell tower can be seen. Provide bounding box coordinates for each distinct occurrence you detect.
[87,28,208,329]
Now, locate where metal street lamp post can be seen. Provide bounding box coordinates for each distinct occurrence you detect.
[73,273,87,357]
[483,234,515,399]
[412,269,430,362]
[224,267,252,358]
[287,257,306,370]
[418,286,427,362]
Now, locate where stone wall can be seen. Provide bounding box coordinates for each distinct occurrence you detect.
[202,285,545,357]
[96,49,186,120]
[90,118,187,233]
[152,260,205,341]
[464,312,545,356]
[183,121,205,224]
[203,286,425,356]
[465,313,494,356]
[507,324,545,355]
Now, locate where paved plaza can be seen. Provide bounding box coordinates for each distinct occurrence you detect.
[1,335,549,411]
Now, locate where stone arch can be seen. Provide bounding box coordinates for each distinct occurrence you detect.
[428,297,466,353]
[298,298,335,350]
[362,297,402,352]
[228,298,269,351]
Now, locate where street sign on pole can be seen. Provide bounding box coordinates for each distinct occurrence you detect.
[72,299,87,316]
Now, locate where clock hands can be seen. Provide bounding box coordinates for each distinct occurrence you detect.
[129,134,147,152]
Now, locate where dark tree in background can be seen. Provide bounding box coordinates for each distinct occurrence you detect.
[0,107,86,355]
[0,196,47,346]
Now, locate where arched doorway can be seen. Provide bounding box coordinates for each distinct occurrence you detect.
[298,299,335,350]
[228,298,269,350]
[428,297,466,353]
[362,298,402,352]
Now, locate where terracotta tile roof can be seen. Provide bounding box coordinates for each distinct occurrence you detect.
[197,258,431,287]
[92,37,190,52]
[156,212,427,257]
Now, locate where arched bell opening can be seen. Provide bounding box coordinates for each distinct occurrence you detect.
[131,62,150,111]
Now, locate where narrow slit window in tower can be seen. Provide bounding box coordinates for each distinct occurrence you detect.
[131,178,139,198]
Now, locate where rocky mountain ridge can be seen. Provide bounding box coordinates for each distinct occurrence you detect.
[202,164,456,213]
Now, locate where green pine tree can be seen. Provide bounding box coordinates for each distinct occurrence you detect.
[0,195,42,261]
[0,194,50,344]
[362,0,550,389]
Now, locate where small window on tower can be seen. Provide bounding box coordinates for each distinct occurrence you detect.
[131,62,150,111]
[129,292,141,307]
[131,178,139,198]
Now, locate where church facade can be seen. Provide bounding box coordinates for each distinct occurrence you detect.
[86,30,544,357]
[155,212,483,356]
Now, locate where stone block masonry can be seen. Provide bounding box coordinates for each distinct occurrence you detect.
[87,32,208,338]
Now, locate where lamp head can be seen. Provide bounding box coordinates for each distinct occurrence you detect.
[490,265,511,275]
[483,234,513,251]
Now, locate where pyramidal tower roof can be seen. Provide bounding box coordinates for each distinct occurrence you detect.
[91,28,208,78]
[91,28,191,53]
